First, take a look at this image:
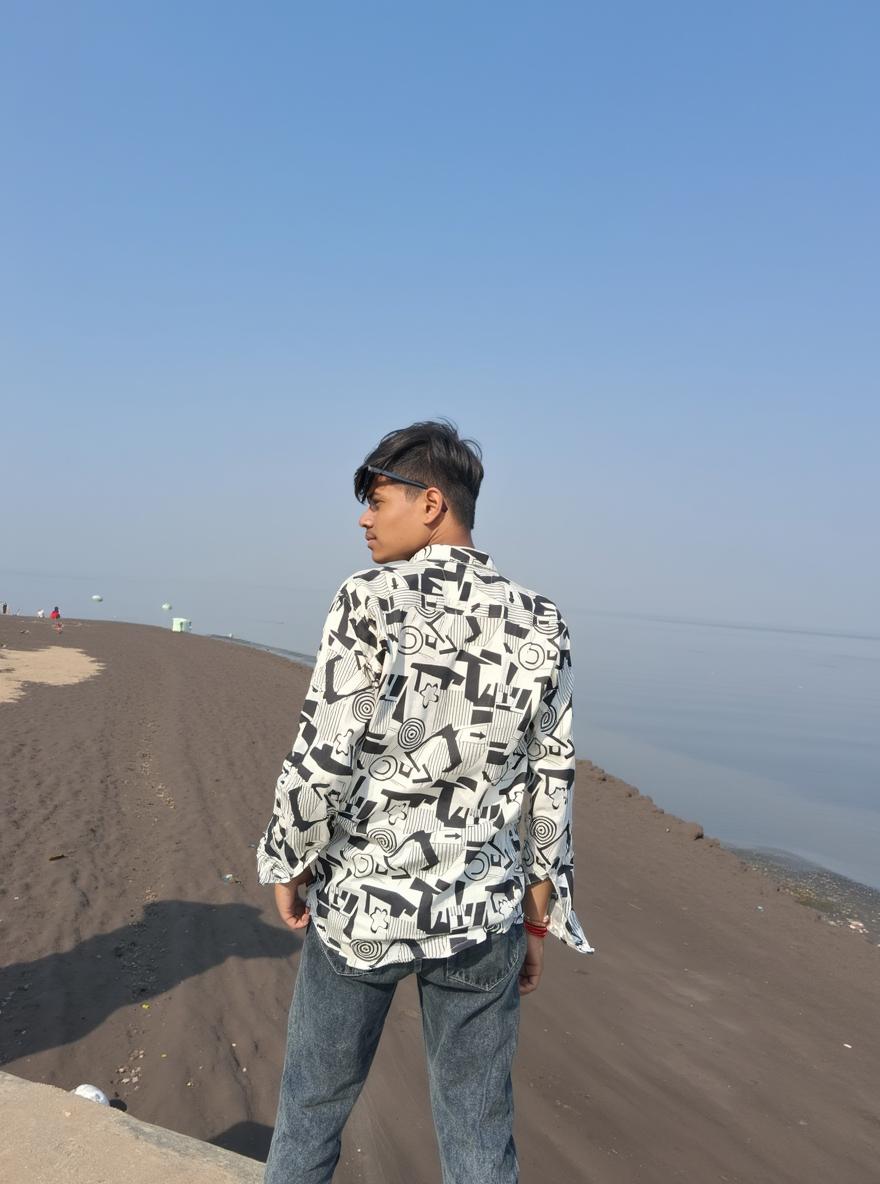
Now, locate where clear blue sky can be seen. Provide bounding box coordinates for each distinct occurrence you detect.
[2,1,878,638]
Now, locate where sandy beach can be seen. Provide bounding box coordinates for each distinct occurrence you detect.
[1,616,878,1183]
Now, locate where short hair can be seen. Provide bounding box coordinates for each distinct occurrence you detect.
[354,420,484,530]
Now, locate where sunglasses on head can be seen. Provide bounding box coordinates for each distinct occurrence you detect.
[364,465,429,491]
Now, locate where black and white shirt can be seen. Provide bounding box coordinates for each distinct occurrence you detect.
[257,544,591,968]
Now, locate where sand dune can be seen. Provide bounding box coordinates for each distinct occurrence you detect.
[1,616,877,1183]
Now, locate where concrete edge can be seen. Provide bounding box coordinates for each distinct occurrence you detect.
[0,1071,264,1183]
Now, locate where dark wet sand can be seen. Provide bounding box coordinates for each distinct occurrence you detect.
[1,617,877,1183]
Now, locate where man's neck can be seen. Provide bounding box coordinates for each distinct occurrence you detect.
[424,527,475,550]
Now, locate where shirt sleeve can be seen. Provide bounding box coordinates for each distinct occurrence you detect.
[522,619,592,951]
[257,579,385,885]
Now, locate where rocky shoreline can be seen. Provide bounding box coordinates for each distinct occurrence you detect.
[728,846,880,946]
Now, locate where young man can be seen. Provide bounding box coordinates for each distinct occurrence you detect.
[258,420,590,1184]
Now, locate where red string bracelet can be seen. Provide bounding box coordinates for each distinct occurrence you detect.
[524,917,549,939]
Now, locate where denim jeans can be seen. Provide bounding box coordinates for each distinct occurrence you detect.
[264,921,526,1184]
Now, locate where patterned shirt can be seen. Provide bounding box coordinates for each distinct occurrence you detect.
[257,543,591,968]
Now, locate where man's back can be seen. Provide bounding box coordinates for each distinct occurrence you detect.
[258,542,588,967]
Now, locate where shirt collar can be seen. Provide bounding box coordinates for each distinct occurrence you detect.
[409,544,496,571]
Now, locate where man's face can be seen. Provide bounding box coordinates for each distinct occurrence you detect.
[358,477,430,564]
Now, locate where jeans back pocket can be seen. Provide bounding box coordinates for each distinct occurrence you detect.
[445,925,525,992]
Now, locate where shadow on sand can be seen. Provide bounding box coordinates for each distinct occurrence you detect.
[209,1119,275,1162]
[0,899,301,1063]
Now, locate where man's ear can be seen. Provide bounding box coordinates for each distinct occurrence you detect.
[423,486,447,525]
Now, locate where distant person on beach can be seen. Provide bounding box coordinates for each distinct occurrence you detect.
[258,420,590,1183]
[1,602,6,614]
[50,606,61,620]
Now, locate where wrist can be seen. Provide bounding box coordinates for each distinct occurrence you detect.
[523,914,549,939]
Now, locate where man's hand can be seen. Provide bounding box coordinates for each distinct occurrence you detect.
[518,932,545,995]
[274,868,314,931]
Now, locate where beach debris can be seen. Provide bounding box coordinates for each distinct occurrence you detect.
[843,1043,853,1049]
[141,1002,150,1009]
[91,594,103,602]
[756,905,764,911]
[71,1084,110,1105]
[48,853,66,861]
[222,872,242,884]
[847,919,867,933]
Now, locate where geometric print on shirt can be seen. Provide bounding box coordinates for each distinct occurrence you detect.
[257,543,592,969]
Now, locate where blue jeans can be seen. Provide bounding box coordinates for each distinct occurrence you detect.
[264,921,526,1184]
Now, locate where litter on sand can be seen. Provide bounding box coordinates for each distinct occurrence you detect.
[71,1084,109,1105]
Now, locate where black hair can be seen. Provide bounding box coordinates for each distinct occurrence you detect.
[354,419,484,530]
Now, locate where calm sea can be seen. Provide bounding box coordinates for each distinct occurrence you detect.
[570,608,880,890]
[3,569,879,890]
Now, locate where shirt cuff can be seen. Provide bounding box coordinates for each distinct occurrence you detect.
[525,864,594,953]
[256,838,322,885]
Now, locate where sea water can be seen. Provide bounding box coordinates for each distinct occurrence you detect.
[570,609,880,890]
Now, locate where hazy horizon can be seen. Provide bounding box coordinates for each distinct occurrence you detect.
[3,564,880,648]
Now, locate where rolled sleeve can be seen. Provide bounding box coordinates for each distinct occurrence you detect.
[523,620,592,952]
[257,580,384,884]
